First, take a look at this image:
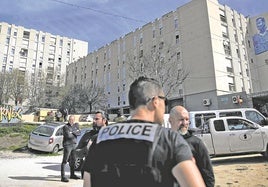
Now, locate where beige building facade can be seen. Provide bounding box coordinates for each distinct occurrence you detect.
[0,22,88,105]
[66,0,268,114]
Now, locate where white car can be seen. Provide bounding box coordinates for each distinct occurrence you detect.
[27,122,65,153]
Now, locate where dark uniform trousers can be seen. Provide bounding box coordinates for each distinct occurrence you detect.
[61,144,76,178]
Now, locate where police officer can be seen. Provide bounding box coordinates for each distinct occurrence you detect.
[77,110,108,178]
[82,76,205,187]
[61,115,81,182]
[169,105,215,187]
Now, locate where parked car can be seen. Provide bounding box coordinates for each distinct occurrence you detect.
[27,122,65,153]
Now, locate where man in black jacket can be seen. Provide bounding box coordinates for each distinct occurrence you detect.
[169,106,215,187]
[61,115,81,182]
[77,110,108,178]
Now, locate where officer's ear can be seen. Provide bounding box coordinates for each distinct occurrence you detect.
[147,97,160,112]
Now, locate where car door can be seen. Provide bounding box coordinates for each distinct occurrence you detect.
[55,126,64,149]
[209,119,231,155]
[227,118,263,152]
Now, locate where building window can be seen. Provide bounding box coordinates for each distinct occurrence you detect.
[248,40,251,48]
[35,34,39,41]
[234,34,238,42]
[219,9,226,22]
[6,37,10,44]
[174,19,178,29]
[176,35,179,44]
[139,50,143,58]
[42,36,45,42]
[152,30,156,38]
[20,49,28,57]
[50,37,56,45]
[225,58,233,73]
[60,39,63,46]
[232,18,236,27]
[221,24,228,38]
[236,48,240,58]
[177,52,181,60]
[227,76,236,91]
[95,56,98,64]
[11,48,15,55]
[223,41,231,56]
[118,97,121,106]
[7,27,11,35]
[159,27,163,35]
[3,56,7,63]
[23,31,30,39]
[140,36,143,44]
[159,42,164,50]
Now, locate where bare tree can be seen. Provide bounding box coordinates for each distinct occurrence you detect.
[4,69,28,105]
[0,72,11,105]
[127,43,188,97]
[82,84,107,113]
[27,71,47,107]
[61,84,107,114]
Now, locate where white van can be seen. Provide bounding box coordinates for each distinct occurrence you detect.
[189,108,268,128]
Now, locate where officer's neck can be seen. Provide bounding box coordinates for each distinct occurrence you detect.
[131,108,155,123]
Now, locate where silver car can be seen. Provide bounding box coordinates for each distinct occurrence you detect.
[27,122,65,153]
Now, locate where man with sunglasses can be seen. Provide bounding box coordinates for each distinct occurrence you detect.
[77,110,108,178]
[83,76,205,187]
[169,105,215,187]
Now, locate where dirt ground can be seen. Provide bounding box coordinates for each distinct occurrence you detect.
[211,154,268,186]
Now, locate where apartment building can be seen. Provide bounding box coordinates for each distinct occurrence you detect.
[0,22,88,105]
[66,0,268,114]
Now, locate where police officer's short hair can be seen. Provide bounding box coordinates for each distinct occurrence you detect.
[128,76,162,110]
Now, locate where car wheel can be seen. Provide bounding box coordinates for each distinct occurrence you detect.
[74,158,84,171]
[52,145,59,153]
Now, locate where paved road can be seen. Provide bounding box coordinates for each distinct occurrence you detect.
[0,154,83,187]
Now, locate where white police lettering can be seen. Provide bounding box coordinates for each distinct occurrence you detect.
[97,123,158,143]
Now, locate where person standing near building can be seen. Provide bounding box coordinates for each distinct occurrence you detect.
[61,115,81,182]
[82,76,205,187]
[62,108,69,122]
[169,105,215,187]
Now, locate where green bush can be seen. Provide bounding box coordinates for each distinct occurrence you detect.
[0,124,38,137]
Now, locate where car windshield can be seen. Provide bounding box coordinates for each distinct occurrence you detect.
[33,126,54,137]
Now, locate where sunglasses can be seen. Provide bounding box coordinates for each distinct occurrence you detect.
[148,96,168,106]
[94,117,103,121]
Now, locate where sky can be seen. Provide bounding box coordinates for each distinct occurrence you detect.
[1,0,268,52]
